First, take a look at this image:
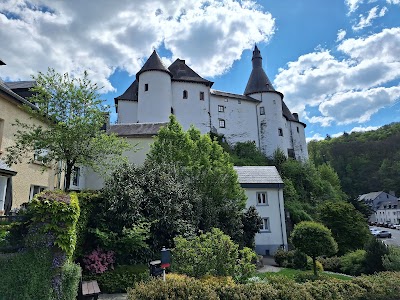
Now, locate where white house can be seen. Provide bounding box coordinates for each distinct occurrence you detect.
[234,166,287,255]
[374,200,400,225]
[114,46,308,161]
[359,191,398,222]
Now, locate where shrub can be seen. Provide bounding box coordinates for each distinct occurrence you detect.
[84,264,149,293]
[59,261,81,300]
[352,271,400,300]
[234,247,257,283]
[382,245,400,271]
[274,248,288,267]
[294,272,331,283]
[306,257,324,272]
[83,247,115,274]
[274,249,307,270]
[317,256,341,272]
[292,250,308,270]
[340,249,366,276]
[364,237,389,274]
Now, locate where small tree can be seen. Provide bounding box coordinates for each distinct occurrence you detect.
[364,237,389,274]
[291,221,338,276]
[5,69,131,191]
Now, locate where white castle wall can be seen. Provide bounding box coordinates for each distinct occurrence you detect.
[289,121,309,160]
[117,100,138,123]
[137,71,172,123]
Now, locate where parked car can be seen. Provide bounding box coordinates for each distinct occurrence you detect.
[376,230,392,238]
[394,225,400,230]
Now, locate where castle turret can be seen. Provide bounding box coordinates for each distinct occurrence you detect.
[137,50,172,123]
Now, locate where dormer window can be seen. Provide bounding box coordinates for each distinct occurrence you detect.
[145,84,149,91]
[183,90,188,99]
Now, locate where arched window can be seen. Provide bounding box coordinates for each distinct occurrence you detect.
[183,90,188,99]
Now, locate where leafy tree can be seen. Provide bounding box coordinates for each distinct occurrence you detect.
[364,237,389,274]
[382,245,400,271]
[241,206,262,248]
[5,69,130,191]
[147,116,248,243]
[318,201,370,255]
[291,221,338,276]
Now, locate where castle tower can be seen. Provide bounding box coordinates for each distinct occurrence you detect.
[244,46,286,158]
[137,50,172,123]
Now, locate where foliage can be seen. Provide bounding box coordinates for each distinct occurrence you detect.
[172,228,257,281]
[58,261,81,300]
[317,201,370,255]
[241,206,262,248]
[364,237,389,274]
[229,141,269,166]
[308,122,400,198]
[291,221,338,276]
[83,264,149,294]
[340,249,366,276]
[273,249,307,270]
[317,256,341,272]
[382,245,400,271]
[27,190,80,258]
[306,257,324,272]
[128,271,400,300]
[4,68,131,191]
[147,116,247,244]
[83,247,115,274]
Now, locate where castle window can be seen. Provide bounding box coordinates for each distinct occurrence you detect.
[200,92,204,100]
[278,128,283,136]
[257,192,268,205]
[238,100,241,104]
[297,126,299,133]
[219,119,225,128]
[183,90,188,99]
[218,105,224,112]
[260,218,270,232]
[144,84,149,91]
[260,107,265,115]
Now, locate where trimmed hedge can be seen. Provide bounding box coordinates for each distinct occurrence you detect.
[83,264,149,293]
[127,271,400,300]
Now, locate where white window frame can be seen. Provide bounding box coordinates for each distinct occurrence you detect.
[260,218,270,232]
[33,148,49,164]
[0,176,7,211]
[219,119,225,128]
[257,192,268,206]
[218,105,224,112]
[29,185,47,201]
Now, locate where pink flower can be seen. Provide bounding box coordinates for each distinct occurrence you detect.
[83,247,115,274]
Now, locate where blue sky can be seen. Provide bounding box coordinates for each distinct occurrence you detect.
[1,0,400,141]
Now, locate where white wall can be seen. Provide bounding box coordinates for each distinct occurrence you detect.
[244,187,287,255]
[172,81,210,132]
[117,101,138,124]
[0,176,7,211]
[137,71,172,123]
[289,121,308,161]
[210,95,259,146]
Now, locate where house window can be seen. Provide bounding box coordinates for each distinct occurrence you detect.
[260,107,265,115]
[200,92,204,100]
[29,185,46,200]
[218,105,224,112]
[34,149,49,164]
[278,128,283,136]
[72,167,80,187]
[183,90,188,99]
[219,119,225,128]
[260,218,270,231]
[144,84,149,91]
[0,176,7,211]
[0,119,4,152]
[257,192,268,205]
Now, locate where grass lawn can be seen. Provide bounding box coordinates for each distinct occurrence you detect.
[257,268,352,281]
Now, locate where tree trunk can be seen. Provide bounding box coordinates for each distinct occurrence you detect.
[313,256,317,277]
[65,163,73,192]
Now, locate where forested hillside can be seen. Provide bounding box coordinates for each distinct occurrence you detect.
[308,122,400,199]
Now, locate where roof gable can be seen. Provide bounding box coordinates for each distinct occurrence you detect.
[168,59,213,87]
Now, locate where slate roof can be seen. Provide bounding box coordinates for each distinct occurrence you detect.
[0,159,17,176]
[359,191,384,201]
[244,45,275,95]
[136,50,171,79]
[0,80,37,109]
[377,200,400,210]
[211,90,260,102]
[168,59,213,87]
[108,122,167,137]
[234,166,283,184]
[5,81,36,89]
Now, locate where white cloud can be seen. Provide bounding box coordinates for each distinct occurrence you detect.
[345,0,364,13]
[348,125,381,132]
[274,27,400,126]
[337,29,347,42]
[387,0,400,4]
[352,6,387,31]
[306,133,325,142]
[0,0,275,92]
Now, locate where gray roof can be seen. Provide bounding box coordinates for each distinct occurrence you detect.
[169,59,213,87]
[211,90,261,102]
[0,159,17,176]
[377,200,400,210]
[244,46,275,95]
[0,80,37,110]
[136,50,171,79]
[359,191,384,201]
[109,122,167,137]
[0,59,5,66]
[234,166,283,185]
[5,81,36,89]
[114,80,138,112]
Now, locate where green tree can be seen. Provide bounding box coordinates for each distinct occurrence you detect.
[291,221,338,276]
[5,69,130,191]
[364,237,389,274]
[147,116,247,243]
[318,201,370,255]
[241,206,262,249]
[382,245,400,271]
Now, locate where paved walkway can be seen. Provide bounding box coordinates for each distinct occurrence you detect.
[99,294,127,300]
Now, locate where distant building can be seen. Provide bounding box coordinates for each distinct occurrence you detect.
[114,46,308,161]
[234,166,287,255]
[374,200,400,225]
[358,191,397,222]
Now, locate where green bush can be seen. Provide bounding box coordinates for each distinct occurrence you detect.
[293,272,331,283]
[317,256,341,272]
[352,272,400,300]
[84,264,149,293]
[340,249,366,276]
[364,237,389,274]
[0,250,53,300]
[382,245,400,271]
[306,257,323,272]
[274,248,288,267]
[59,261,81,300]
[274,249,307,270]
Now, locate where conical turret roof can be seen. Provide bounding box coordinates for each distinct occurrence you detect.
[244,45,275,95]
[136,50,172,79]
